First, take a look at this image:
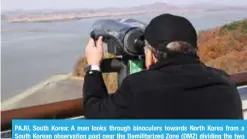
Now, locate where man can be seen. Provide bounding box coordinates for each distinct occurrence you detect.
[83,14,243,119]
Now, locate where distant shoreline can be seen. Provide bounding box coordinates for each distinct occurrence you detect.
[4,9,200,23]
[8,11,149,23]
[3,1,247,23]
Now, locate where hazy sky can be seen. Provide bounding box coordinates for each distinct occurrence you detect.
[2,0,247,11]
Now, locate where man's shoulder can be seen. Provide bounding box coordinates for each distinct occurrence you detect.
[126,70,154,79]
[205,66,236,85]
[206,66,230,78]
[122,70,154,85]
[208,67,229,77]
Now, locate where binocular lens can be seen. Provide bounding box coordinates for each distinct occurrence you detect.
[124,29,145,56]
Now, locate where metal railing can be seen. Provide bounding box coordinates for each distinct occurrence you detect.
[1,71,247,138]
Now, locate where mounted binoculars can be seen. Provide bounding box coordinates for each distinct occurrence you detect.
[90,18,148,86]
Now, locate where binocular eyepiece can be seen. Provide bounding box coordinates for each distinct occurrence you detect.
[90,19,147,57]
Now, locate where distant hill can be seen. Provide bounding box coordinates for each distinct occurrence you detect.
[3,2,246,22]
[89,2,178,13]
[130,2,178,10]
[2,2,183,23]
[2,2,179,15]
[198,19,247,74]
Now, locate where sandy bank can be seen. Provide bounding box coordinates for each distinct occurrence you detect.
[6,9,194,23]
[8,11,150,23]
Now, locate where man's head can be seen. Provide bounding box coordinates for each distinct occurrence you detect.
[144,13,198,69]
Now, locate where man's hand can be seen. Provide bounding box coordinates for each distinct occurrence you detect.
[85,36,104,66]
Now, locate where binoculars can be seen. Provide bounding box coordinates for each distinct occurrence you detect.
[90,18,147,58]
[90,18,148,86]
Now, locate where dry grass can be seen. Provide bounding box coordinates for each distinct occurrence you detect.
[198,18,247,74]
[206,50,247,74]
[72,53,118,93]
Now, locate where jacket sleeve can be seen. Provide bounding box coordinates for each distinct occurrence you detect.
[83,70,132,118]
